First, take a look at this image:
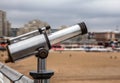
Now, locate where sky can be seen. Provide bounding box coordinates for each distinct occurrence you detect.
[0,0,120,32]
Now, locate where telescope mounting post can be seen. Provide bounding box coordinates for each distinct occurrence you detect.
[30,48,54,83]
[30,28,54,83]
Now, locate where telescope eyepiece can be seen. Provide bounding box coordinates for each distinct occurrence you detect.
[78,22,88,35]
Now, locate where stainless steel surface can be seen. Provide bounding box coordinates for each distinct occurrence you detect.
[38,59,46,72]
[7,34,47,61]
[37,55,47,83]
[34,80,48,83]
[49,24,82,45]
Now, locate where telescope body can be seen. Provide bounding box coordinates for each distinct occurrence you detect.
[6,22,88,62]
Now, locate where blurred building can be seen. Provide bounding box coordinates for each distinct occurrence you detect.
[94,32,120,42]
[115,32,120,40]
[0,10,11,37]
[10,28,19,37]
[17,19,50,35]
[90,31,120,47]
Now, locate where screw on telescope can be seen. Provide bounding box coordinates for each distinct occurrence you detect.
[35,48,49,59]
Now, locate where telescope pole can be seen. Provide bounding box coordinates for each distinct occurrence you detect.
[37,58,48,83]
[30,48,54,83]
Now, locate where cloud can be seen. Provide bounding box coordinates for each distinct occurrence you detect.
[0,0,120,31]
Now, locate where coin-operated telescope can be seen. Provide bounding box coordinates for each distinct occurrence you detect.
[5,22,88,83]
[6,22,88,62]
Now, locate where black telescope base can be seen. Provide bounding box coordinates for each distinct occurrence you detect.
[30,70,54,80]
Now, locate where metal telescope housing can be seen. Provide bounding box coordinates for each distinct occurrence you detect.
[6,22,88,62]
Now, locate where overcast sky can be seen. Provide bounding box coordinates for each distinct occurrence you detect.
[0,0,120,32]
